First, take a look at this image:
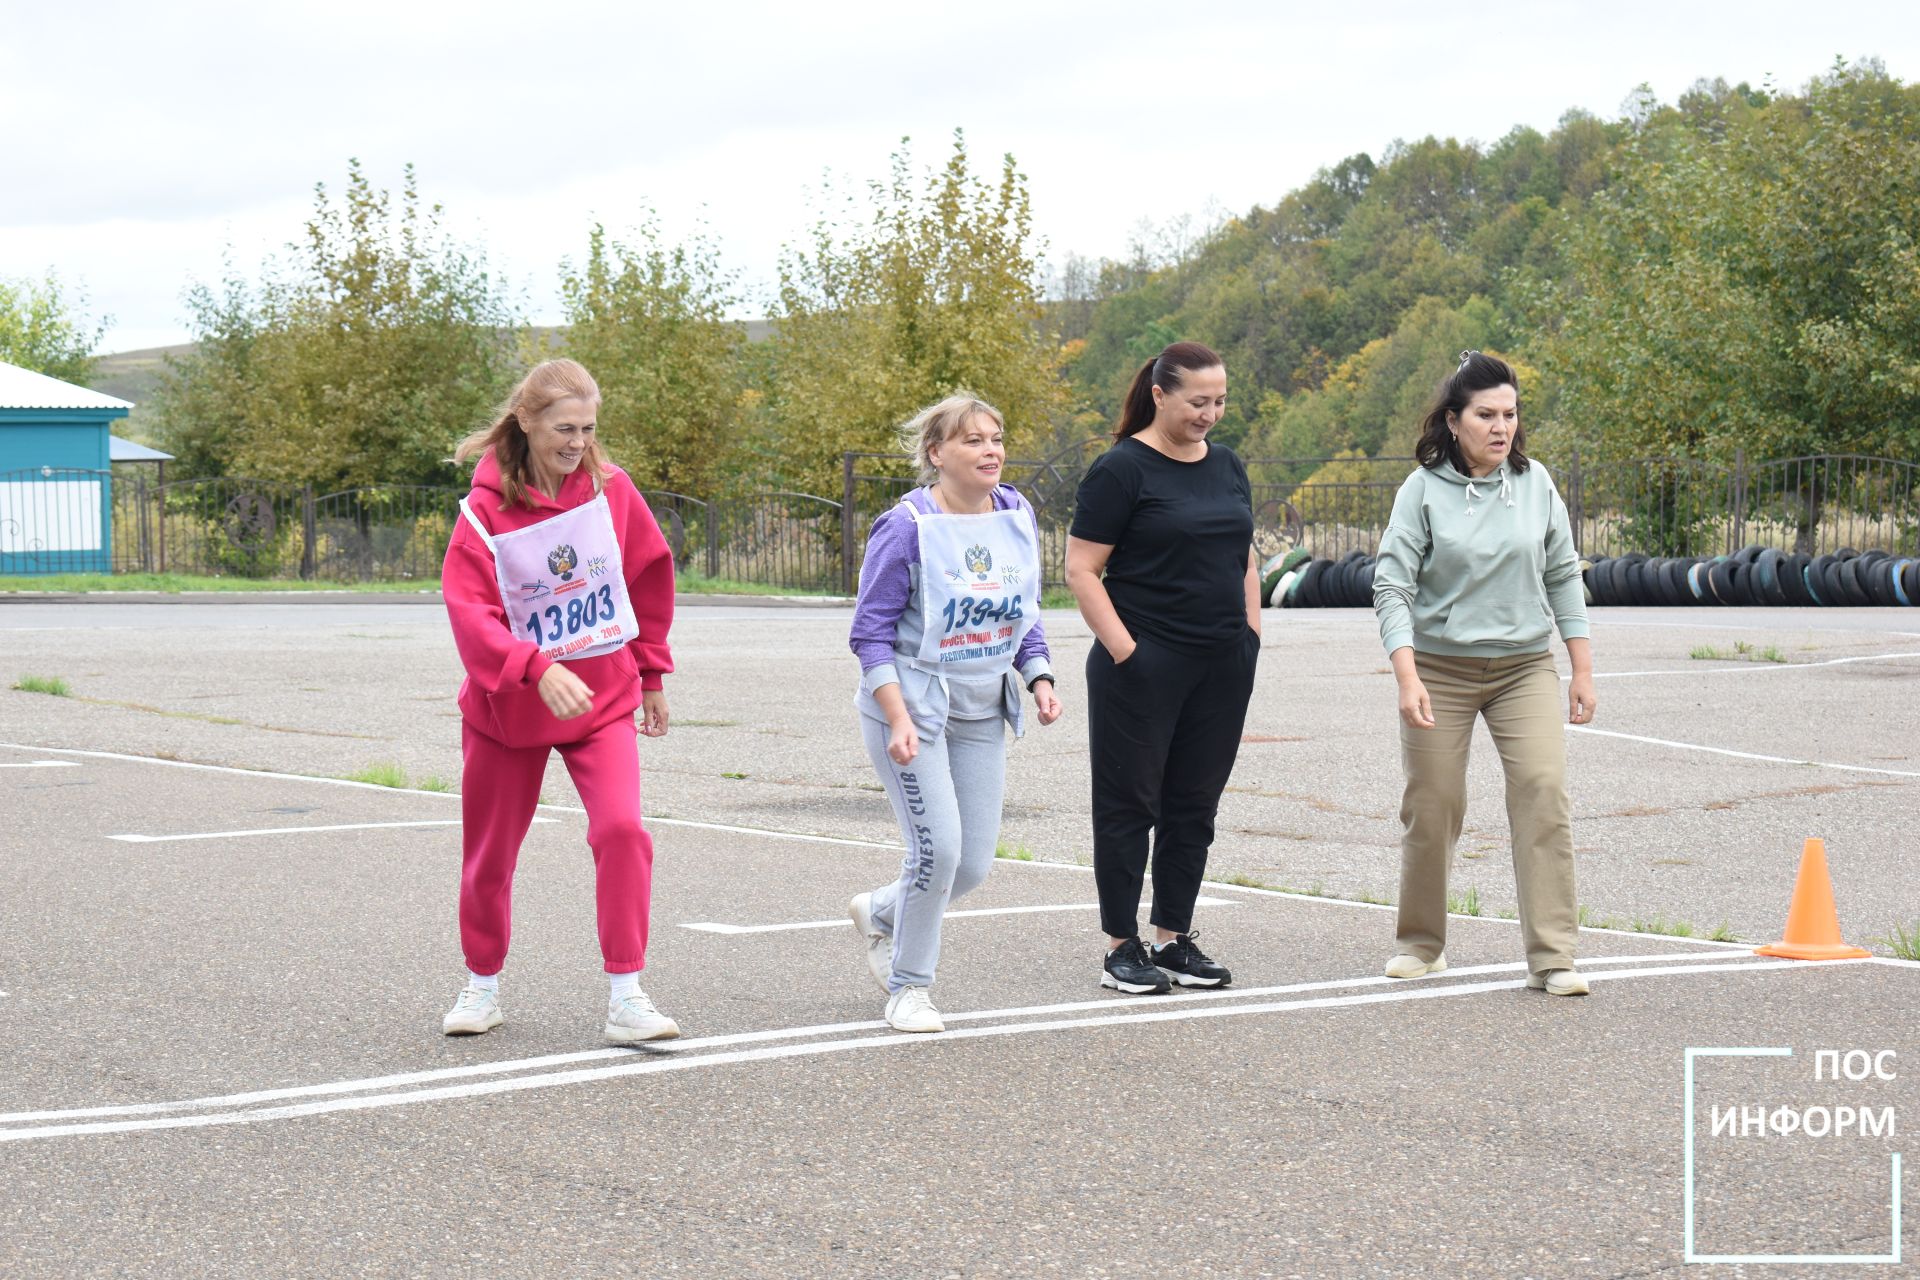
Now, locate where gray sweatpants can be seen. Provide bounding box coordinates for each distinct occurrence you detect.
[860,712,1007,992]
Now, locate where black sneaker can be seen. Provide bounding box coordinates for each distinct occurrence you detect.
[1101,937,1172,995]
[1152,931,1232,987]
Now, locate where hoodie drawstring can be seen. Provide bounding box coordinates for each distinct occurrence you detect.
[1463,465,1516,517]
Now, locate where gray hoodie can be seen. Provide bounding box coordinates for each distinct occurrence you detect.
[1371,459,1589,657]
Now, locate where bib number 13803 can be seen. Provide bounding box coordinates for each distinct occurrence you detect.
[525,584,617,645]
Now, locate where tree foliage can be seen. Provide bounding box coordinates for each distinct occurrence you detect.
[764,132,1068,492]
[560,221,746,496]
[1538,61,1920,463]
[0,272,104,385]
[154,161,521,488]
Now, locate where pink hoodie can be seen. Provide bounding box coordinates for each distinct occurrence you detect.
[443,452,675,748]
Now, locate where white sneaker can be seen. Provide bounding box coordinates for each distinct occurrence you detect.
[848,892,892,994]
[442,984,503,1036]
[605,988,681,1043]
[1383,950,1448,979]
[884,985,944,1034]
[1526,967,1590,997]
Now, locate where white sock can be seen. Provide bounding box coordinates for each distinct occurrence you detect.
[609,971,641,1000]
[468,970,499,993]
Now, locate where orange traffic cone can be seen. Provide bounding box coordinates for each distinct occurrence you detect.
[1754,838,1871,960]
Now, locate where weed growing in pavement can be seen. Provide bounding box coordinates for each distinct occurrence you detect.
[1877,921,1920,961]
[1631,913,1696,938]
[675,719,740,728]
[1448,887,1483,917]
[1757,646,1787,663]
[1708,920,1739,942]
[1734,640,1754,657]
[11,675,71,696]
[993,842,1035,861]
[1354,890,1394,906]
[1690,645,1732,660]
[1689,641,1788,665]
[1578,904,1625,930]
[721,771,748,780]
[345,762,409,788]
[416,776,453,793]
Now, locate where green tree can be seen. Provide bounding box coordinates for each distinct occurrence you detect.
[559,220,746,496]
[1538,62,1920,463]
[765,132,1068,492]
[0,272,105,384]
[155,160,521,488]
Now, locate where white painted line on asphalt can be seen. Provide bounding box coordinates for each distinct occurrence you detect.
[0,950,1800,1129]
[1593,618,1920,640]
[681,895,1238,934]
[106,818,555,844]
[1591,651,1920,679]
[1566,725,1920,780]
[0,760,80,768]
[0,958,1870,1143]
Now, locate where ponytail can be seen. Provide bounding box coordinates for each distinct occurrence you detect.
[1112,340,1224,440]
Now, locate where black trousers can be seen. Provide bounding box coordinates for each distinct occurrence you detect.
[1085,625,1259,939]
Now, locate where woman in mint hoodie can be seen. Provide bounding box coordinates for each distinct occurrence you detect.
[1371,351,1598,997]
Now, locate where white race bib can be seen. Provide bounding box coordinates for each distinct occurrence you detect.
[460,493,640,663]
[902,495,1040,676]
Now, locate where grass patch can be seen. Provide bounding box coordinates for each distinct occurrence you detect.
[993,841,1035,861]
[1690,644,1733,660]
[0,573,438,594]
[1447,886,1483,917]
[1578,904,1625,930]
[415,776,453,793]
[1757,645,1787,663]
[11,675,71,696]
[675,719,739,728]
[344,762,410,788]
[676,572,840,598]
[720,771,748,780]
[1630,913,1696,938]
[1877,920,1920,961]
[1040,586,1077,610]
[1689,640,1790,665]
[1708,920,1739,943]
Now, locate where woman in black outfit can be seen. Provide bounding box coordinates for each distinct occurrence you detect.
[1066,341,1261,995]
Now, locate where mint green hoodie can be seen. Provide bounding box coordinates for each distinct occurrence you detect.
[1372,459,1588,657]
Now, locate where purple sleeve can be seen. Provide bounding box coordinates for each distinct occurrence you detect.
[1013,493,1050,669]
[849,506,918,671]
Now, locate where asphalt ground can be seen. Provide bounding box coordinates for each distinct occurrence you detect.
[2,597,1917,1276]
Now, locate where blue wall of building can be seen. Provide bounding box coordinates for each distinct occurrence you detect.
[0,410,125,575]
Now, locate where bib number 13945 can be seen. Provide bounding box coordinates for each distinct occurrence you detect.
[524,584,618,645]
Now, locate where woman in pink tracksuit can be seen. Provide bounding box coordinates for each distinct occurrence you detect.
[439,358,680,1044]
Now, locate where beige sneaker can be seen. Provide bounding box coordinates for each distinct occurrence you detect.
[1526,968,1590,996]
[1383,951,1447,979]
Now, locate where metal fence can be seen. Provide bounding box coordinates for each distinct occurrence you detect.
[3,448,1913,587]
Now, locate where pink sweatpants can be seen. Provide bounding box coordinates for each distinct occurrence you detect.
[459,715,653,975]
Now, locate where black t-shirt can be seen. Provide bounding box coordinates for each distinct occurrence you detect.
[1070,437,1254,653]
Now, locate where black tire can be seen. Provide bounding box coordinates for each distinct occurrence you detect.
[1864,556,1900,607]
[1753,549,1789,606]
[1902,559,1920,607]
[1355,558,1377,608]
[1608,555,1636,604]
[1734,544,1765,565]
[1804,555,1834,605]
[1778,553,1814,607]
[1836,555,1874,606]
[1585,558,1611,606]
[1296,558,1327,608]
[1729,559,1758,605]
[1659,558,1692,606]
[1686,561,1714,603]
[1707,558,1739,605]
[1822,557,1854,606]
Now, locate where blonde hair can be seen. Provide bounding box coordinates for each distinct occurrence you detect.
[454,359,610,509]
[898,393,1005,486]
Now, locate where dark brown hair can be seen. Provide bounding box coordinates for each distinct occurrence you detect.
[1415,350,1530,474]
[1115,341,1223,440]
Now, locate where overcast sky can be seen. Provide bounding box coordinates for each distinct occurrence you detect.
[4,0,1912,354]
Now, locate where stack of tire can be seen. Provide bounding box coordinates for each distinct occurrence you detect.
[1262,549,1380,609]
[1260,544,1920,608]
[1583,546,1920,607]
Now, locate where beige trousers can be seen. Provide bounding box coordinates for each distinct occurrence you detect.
[1396,650,1578,973]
